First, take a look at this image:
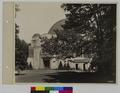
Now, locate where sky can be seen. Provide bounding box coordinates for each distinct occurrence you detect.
[16,2,66,43]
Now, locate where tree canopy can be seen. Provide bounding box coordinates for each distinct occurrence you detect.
[15,4,29,70]
[42,4,116,75]
[60,4,116,74]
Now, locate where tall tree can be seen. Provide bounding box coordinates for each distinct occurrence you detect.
[15,4,29,70]
[61,4,116,74]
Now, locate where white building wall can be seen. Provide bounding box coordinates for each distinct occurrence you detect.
[39,51,44,69]
[50,58,60,69]
[78,63,83,70]
[27,57,33,66]
[69,62,76,69]
[69,62,91,71]
[32,47,44,69]
[85,63,91,70]
[33,47,40,69]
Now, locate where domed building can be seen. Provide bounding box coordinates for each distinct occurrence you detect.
[27,19,92,71]
[27,19,65,69]
[41,19,65,39]
[48,19,65,34]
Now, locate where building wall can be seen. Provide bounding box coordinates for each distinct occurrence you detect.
[50,58,60,69]
[33,47,40,69]
[49,57,91,70]
[68,62,91,71]
[69,62,76,69]
[28,46,34,57]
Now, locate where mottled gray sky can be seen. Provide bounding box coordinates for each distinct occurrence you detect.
[16,2,66,43]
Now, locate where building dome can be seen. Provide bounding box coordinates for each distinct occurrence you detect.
[32,19,65,40]
[48,19,65,34]
[32,33,41,40]
[32,33,40,38]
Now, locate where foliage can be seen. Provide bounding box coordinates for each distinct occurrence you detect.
[28,62,33,70]
[61,4,116,74]
[41,36,59,55]
[15,4,29,70]
[15,23,29,70]
[41,4,116,76]
[58,61,64,70]
[66,63,70,70]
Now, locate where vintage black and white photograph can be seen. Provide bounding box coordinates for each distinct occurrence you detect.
[15,2,116,83]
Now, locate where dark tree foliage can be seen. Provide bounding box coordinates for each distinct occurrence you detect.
[15,23,29,70]
[61,4,116,75]
[66,63,70,70]
[41,36,59,55]
[58,61,64,70]
[15,4,29,70]
[41,4,116,77]
[29,62,33,70]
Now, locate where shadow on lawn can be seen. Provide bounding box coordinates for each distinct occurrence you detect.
[43,71,116,83]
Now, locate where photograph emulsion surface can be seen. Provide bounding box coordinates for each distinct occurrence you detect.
[15,3,116,83]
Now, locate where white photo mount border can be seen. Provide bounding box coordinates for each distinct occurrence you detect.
[2,0,120,85]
